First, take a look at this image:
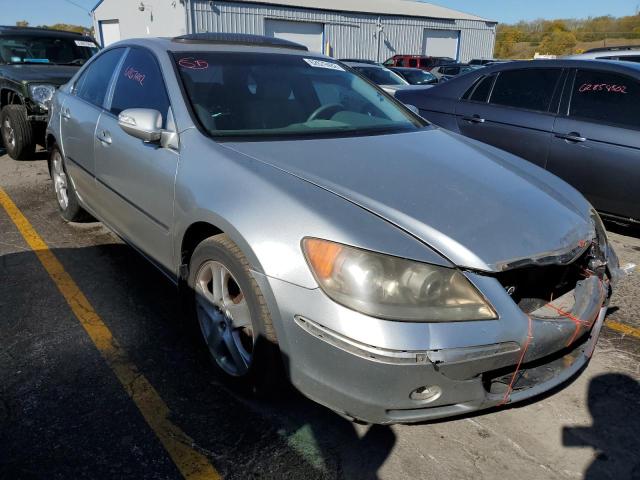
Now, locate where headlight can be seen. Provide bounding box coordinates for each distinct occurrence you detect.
[28,84,57,110]
[302,238,497,322]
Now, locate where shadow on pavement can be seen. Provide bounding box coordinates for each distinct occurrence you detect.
[0,243,396,479]
[0,148,48,161]
[563,373,640,480]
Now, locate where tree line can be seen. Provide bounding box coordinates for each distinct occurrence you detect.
[496,14,640,58]
[15,20,92,36]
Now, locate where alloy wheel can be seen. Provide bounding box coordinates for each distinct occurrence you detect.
[51,151,69,210]
[2,117,15,149]
[195,260,255,376]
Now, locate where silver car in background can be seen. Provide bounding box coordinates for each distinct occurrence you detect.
[343,61,435,96]
[47,33,625,424]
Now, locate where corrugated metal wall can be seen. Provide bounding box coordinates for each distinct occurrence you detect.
[189,0,496,62]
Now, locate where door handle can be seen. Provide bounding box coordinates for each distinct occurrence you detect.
[96,130,112,145]
[462,115,485,124]
[556,132,587,143]
[61,107,71,120]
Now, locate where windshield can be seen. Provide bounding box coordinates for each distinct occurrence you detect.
[0,35,98,65]
[402,70,436,85]
[352,66,408,86]
[174,52,424,138]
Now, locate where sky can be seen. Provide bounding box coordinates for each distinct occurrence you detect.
[0,0,638,27]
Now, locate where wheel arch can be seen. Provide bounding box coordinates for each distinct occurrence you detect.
[180,221,224,268]
[178,216,266,282]
[0,88,25,108]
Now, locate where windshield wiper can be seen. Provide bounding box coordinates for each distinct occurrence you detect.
[6,61,54,65]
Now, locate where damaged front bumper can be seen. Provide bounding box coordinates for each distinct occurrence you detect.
[253,236,632,424]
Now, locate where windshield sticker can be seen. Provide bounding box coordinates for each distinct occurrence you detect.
[578,83,627,94]
[75,40,96,48]
[303,58,344,71]
[24,58,50,63]
[124,66,146,86]
[178,57,209,70]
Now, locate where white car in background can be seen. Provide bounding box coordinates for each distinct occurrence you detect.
[565,45,640,63]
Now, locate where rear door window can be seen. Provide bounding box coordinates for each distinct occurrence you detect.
[569,69,640,130]
[464,75,495,102]
[489,69,562,112]
[408,58,417,68]
[74,48,124,108]
[110,47,170,124]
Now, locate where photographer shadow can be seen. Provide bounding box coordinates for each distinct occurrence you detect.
[563,373,640,479]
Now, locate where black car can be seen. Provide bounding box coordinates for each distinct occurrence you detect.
[469,59,498,66]
[0,26,99,159]
[338,58,380,65]
[395,60,640,223]
[388,67,439,85]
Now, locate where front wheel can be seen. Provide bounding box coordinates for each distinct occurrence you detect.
[188,234,282,393]
[0,105,35,160]
[50,146,90,222]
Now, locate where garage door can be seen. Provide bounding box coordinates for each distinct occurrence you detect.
[99,20,121,47]
[422,29,459,60]
[264,19,324,54]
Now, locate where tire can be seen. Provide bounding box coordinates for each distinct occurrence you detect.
[187,234,283,394]
[0,105,35,160]
[49,146,90,222]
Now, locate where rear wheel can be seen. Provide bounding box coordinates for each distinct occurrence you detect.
[50,146,90,222]
[188,234,282,393]
[0,105,35,160]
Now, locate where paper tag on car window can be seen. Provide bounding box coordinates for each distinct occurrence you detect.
[303,58,344,71]
[75,40,95,48]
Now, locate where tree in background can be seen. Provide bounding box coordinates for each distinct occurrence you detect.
[539,30,578,55]
[495,13,640,58]
[44,23,92,35]
[14,20,93,36]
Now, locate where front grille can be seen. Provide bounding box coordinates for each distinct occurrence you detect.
[495,251,591,314]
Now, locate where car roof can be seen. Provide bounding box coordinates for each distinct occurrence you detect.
[479,58,640,73]
[106,34,323,58]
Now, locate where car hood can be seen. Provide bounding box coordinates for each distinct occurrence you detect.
[224,128,595,272]
[0,64,79,86]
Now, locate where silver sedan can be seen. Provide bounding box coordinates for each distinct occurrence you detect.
[46,33,627,424]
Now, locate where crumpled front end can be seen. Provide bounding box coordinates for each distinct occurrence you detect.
[260,218,632,424]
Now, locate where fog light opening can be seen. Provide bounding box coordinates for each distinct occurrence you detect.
[410,385,442,403]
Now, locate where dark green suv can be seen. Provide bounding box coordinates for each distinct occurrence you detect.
[0,26,99,159]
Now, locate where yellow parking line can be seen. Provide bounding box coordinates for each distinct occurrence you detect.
[0,187,221,480]
[606,320,640,339]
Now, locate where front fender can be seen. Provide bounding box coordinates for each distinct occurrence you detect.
[172,130,450,289]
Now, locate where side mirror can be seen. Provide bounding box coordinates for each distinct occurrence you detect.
[405,104,420,115]
[118,108,163,143]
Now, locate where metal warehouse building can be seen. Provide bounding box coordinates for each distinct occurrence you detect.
[92,0,496,62]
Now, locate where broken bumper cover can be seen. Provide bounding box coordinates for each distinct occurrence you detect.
[254,266,615,425]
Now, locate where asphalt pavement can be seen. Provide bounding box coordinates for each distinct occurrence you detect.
[1,150,639,480]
